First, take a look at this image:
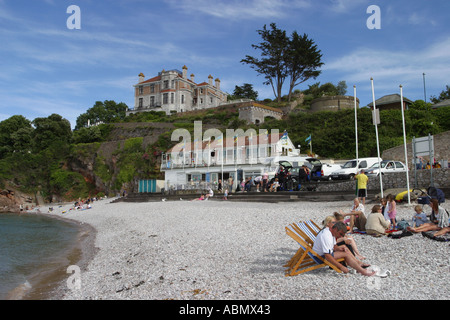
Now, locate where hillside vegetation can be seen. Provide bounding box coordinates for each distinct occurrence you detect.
[0,99,448,203]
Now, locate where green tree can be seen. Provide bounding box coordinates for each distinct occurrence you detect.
[241,23,289,103]
[231,83,259,100]
[336,81,348,95]
[241,23,323,102]
[430,85,450,103]
[32,114,72,151]
[0,115,33,158]
[286,31,324,101]
[75,100,128,130]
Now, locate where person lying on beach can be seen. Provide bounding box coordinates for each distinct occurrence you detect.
[339,198,366,233]
[312,221,375,276]
[191,194,205,201]
[407,199,449,233]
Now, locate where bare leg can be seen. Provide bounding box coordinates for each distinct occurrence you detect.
[433,227,450,237]
[334,249,375,276]
[408,223,439,233]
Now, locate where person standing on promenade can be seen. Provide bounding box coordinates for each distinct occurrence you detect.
[354,169,368,205]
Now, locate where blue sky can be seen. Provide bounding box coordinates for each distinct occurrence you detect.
[1,0,449,128]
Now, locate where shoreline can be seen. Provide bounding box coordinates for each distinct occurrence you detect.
[24,215,98,300]
[3,205,99,300]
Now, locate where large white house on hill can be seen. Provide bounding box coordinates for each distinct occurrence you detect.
[127,65,228,116]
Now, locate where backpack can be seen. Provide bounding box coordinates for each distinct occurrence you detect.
[397,219,410,231]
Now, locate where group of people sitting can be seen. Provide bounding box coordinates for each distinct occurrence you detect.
[334,196,449,238]
[312,196,448,277]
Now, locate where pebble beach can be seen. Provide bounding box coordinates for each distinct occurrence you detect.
[45,197,449,300]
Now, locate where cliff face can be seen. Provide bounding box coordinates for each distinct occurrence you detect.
[0,186,38,213]
[68,122,175,197]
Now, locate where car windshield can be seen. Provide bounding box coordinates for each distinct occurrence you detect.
[368,161,388,169]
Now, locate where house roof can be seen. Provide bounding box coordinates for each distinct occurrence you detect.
[367,94,413,107]
[432,99,450,108]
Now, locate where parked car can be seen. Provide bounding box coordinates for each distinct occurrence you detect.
[314,162,342,181]
[365,160,407,177]
[330,157,381,180]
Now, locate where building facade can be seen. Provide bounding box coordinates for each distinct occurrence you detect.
[160,131,300,191]
[127,66,228,116]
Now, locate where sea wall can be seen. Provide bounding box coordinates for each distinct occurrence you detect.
[314,168,449,194]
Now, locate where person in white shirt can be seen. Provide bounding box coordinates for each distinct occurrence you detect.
[340,198,367,233]
[312,222,375,276]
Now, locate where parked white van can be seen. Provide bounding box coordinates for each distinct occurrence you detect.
[330,157,381,180]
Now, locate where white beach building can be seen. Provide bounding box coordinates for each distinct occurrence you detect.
[160,130,300,191]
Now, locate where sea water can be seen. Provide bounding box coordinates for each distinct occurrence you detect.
[0,212,80,299]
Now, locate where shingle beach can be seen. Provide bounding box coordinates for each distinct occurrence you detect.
[46,197,449,300]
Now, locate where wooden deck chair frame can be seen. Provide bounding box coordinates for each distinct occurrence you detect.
[284,222,344,276]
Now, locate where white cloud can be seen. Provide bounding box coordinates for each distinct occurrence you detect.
[325,37,450,87]
[164,0,311,20]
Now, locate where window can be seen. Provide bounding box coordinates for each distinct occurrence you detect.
[171,80,175,88]
[150,96,155,107]
[139,98,143,108]
[164,80,169,89]
[395,162,405,169]
[171,93,174,104]
[138,86,143,95]
[163,93,168,104]
[181,95,185,104]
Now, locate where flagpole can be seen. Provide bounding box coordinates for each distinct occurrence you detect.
[371,77,383,198]
[354,85,359,162]
[400,85,411,204]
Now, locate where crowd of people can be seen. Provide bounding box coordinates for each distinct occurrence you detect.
[311,193,448,277]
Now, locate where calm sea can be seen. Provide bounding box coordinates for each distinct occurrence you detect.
[0,212,80,300]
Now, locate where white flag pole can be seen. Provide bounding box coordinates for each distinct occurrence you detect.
[354,85,359,162]
[371,78,383,198]
[400,85,411,204]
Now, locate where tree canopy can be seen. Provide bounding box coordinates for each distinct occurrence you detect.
[229,83,259,101]
[241,23,323,102]
[75,100,128,130]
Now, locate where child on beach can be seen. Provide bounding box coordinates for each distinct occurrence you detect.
[412,205,428,227]
[387,194,397,230]
[381,197,390,221]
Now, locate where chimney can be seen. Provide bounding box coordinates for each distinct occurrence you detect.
[190,73,195,82]
[215,78,220,90]
[182,65,187,79]
[138,73,145,83]
[208,74,213,86]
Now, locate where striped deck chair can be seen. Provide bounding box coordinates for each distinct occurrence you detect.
[284,221,344,276]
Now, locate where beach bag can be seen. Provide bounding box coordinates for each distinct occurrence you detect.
[417,196,430,205]
[397,219,410,231]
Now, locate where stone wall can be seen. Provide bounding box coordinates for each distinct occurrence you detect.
[382,130,450,167]
[314,168,449,194]
[310,95,359,113]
